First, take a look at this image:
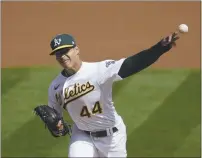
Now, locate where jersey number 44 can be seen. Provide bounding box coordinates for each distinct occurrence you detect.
[80,101,102,118]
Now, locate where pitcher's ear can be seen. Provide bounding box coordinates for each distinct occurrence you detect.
[75,46,80,55]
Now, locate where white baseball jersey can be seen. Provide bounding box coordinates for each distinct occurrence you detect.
[48,58,126,131]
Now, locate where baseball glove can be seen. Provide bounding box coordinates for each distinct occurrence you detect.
[33,105,71,137]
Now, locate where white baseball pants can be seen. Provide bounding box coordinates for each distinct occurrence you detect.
[68,119,127,157]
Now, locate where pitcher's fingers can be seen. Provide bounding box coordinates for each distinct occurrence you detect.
[172,31,178,38]
[172,36,180,42]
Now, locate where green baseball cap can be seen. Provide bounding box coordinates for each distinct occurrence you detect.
[49,34,76,55]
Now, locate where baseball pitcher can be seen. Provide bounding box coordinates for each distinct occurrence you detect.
[34,32,179,157]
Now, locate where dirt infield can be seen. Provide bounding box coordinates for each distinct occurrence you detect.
[2,2,200,68]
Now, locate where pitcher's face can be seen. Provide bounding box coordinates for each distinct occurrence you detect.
[55,47,80,70]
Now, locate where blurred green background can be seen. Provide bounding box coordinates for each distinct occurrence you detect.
[2,67,201,157]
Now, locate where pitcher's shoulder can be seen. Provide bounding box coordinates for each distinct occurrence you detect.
[82,61,100,69]
[83,60,110,67]
[48,72,66,90]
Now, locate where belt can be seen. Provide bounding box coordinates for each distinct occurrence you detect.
[84,127,118,137]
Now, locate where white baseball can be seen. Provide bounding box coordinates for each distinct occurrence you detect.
[178,24,188,33]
